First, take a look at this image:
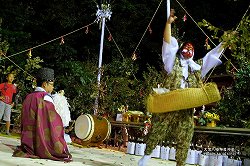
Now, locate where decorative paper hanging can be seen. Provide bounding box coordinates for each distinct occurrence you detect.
[108,33,112,41]
[148,26,152,34]
[85,26,89,34]
[132,52,137,61]
[60,37,65,45]
[183,14,187,22]
[27,49,32,58]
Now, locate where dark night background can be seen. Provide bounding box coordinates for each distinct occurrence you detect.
[1,0,249,68]
[0,0,249,81]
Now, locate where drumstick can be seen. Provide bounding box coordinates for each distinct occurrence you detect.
[69,120,75,130]
[65,120,75,133]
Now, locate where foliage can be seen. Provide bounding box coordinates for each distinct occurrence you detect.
[217,16,250,128]
[216,64,250,128]
[0,40,9,57]
[199,16,250,128]
[196,111,220,126]
[0,0,248,124]
[54,60,97,120]
[142,65,169,94]
[98,58,144,117]
[0,56,43,106]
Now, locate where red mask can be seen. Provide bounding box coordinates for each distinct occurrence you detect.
[181,43,194,59]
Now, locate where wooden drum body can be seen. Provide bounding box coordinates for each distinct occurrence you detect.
[75,114,111,147]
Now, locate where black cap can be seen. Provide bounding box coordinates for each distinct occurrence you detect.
[36,68,54,82]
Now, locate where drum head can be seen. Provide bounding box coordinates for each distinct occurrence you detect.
[75,114,94,141]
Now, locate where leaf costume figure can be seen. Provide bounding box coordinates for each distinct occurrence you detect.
[138,9,224,166]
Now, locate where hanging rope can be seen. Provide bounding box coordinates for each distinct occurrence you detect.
[235,4,250,31]
[105,25,125,59]
[2,53,34,78]
[104,0,165,81]
[204,4,250,83]
[105,25,138,80]
[2,20,97,60]
[174,0,248,83]
[1,20,97,79]
[131,0,164,57]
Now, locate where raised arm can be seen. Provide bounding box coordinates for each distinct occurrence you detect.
[201,43,224,78]
[163,9,177,44]
[162,9,179,74]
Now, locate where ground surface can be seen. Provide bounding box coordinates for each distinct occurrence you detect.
[0,134,190,166]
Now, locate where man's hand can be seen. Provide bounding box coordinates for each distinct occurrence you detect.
[168,9,177,24]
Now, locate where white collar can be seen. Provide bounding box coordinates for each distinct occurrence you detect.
[35,87,46,92]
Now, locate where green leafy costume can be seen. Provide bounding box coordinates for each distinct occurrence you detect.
[144,56,202,166]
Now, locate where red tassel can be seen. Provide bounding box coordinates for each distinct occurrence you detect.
[183,14,187,22]
[148,26,152,34]
[108,33,112,41]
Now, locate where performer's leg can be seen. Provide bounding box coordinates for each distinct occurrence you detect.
[175,110,194,166]
[138,113,168,166]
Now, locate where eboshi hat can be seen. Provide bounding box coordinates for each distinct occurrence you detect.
[36,67,54,82]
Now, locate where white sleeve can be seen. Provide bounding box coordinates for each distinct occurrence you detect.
[201,42,224,78]
[44,95,54,104]
[162,37,179,74]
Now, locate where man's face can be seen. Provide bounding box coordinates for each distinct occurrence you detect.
[44,81,54,93]
[181,43,194,59]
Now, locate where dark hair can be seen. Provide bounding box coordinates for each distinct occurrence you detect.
[4,73,15,82]
[6,73,14,77]
[36,79,45,87]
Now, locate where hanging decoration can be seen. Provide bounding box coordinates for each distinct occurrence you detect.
[96,3,112,29]
[132,52,137,61]
[27,49,32,58]
[183,14,187,22]
[60,37,65,45]
[85,26,89,34]
[3,20,96,61]
[148,26,153,34]
[108,33,112,41]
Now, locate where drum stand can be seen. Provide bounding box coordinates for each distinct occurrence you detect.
[80,139,103,148]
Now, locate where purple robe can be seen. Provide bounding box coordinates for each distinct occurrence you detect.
[13,91,72,162]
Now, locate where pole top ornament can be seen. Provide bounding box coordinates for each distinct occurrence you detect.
[96,3,112,23]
